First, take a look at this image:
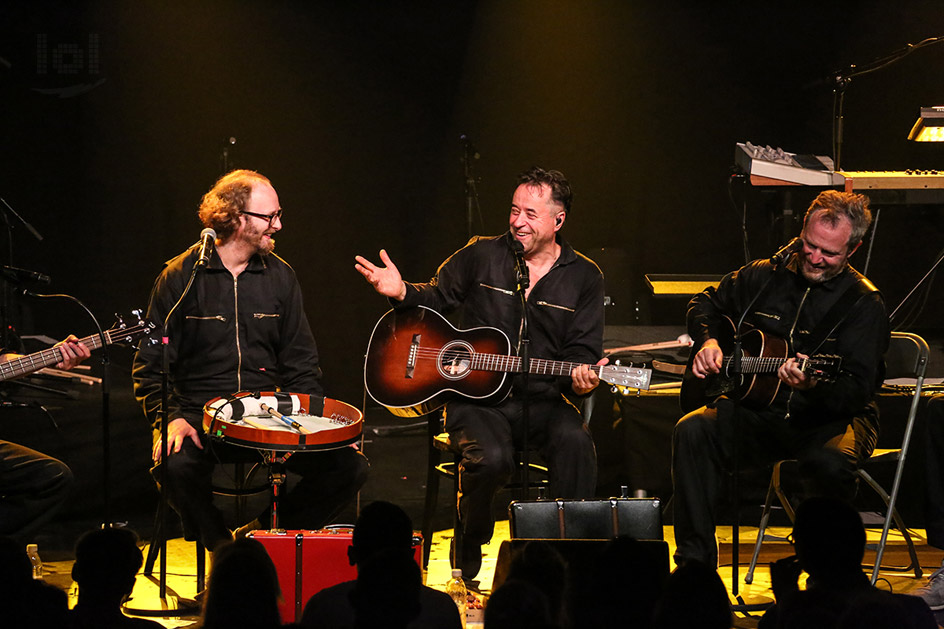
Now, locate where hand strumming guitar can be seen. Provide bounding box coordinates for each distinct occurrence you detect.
[355,249,407,302]
[691,338,723,378]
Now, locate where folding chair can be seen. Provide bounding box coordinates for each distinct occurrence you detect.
[859,331,928,584]
[745,331,928,585]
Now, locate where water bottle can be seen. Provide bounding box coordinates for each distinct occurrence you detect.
[445,568,467,629]
[26,544,42,580]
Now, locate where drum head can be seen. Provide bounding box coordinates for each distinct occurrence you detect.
[203,391,363,451]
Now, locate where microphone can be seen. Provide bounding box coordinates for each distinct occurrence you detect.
[195,228,217,268]
[770,237,803,266]
[0,265,51,285]
[511,239,530,291]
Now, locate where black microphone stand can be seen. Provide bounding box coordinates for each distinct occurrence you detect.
[0,197,44,351]
[156,260,203,600]
[513,246,532,499]
[828,35,944,170]
[888,246,944,328]
[22,291,111,524]
[728,262,779,608]
[460,135,481,240]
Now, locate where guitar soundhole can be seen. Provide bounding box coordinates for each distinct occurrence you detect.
[438,341,474,381]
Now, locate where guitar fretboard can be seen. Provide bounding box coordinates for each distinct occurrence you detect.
[0,332,110,382]
[471,353,600,377]
[721,355,786,375]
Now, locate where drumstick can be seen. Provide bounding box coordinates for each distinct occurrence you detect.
[260,403,312,434]
[242,418,271,431]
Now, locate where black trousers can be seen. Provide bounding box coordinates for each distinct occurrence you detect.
[154,428,369,551]
[0,440,73,543]
[672,398,877,567]
[443,394,597,545]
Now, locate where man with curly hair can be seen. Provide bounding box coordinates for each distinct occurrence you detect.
[133,170,368,554]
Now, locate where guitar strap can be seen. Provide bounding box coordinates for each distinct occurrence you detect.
[800,271,879,356]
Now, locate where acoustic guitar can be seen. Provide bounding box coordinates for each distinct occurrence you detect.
[365,306,652,418]
[678,317,841,414]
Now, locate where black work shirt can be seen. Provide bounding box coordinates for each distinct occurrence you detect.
[687,257,888,426]
[397,232,604,400]
[132,245,322,432]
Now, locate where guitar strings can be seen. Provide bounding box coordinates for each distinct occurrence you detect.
[408,346,606,375]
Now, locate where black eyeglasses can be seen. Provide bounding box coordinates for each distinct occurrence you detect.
[241,209,283,226]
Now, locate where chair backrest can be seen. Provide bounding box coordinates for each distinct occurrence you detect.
[884,331,929,381]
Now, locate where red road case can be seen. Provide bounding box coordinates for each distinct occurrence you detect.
[249,527,424,623]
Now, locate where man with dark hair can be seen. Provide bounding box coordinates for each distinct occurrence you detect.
[356,167,604,578]
[133,169,368,553]
[673,189,888,568]
[300,501,460,629]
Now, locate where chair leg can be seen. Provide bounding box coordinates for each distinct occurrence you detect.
[746,471,777,584]
[196,541,206,592]
[451,452,463,568]
[421,417,442,570]
[144,502,164,576]
[771,462,795,522]
[859,469,923,583]
[746,461,794,585]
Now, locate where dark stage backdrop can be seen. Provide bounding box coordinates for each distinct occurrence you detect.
[1,2,943,501]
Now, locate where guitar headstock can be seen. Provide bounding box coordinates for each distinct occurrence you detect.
[801,355,842,383]
[109,309,158,346]
[600,364,653,391]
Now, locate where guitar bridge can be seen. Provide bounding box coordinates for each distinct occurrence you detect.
[406,334,420,379]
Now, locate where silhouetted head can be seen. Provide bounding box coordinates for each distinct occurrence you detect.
[351,547,421,629]
[485,579,554,629]
[0,537,31,591]
[652,560,732,629]
[505,540,570,626]
[349,501,413,567]
[72,527,144,599]
[202,538,281,629]
[792,496,865,578]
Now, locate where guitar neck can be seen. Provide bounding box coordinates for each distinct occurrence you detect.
[0,332,106,382]
[721,355,786,375]
[473,353,595,377]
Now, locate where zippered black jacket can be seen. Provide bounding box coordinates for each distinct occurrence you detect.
[687,256,888,426]
[132,245,322,432]
[397,232,604,399]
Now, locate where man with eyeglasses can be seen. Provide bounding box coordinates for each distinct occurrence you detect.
[133,170,368,557]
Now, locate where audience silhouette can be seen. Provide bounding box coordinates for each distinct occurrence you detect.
[200,537,283,629]
[69,526,163,628]
[485,578,556,629]
[0,536,68,628]
[300,500,460,629]
[651,559,731,629]
[758,496,935,629]
[492,540,569,628]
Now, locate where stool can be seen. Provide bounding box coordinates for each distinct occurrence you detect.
[144,461,272,590]
[420,413,549,569]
